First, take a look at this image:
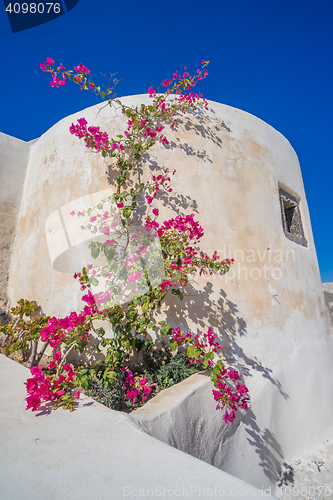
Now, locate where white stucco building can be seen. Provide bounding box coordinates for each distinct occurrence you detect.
[1,95,332,491]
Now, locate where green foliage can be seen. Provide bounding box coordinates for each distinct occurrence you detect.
[85,371,135,412]
[0,300,50,362]
[141,343,204,389]
[82,343,204,412]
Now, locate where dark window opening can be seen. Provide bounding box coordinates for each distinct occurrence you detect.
[279,188,307,247]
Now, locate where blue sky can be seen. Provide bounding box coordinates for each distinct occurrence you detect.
[1,0,332,282]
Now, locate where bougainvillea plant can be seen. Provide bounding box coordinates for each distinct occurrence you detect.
[1,58,250,422]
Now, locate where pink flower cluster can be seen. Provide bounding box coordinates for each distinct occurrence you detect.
[128,271,142,283]
[41,58,210,157]
[148,62,210,115]
[126,109,170,147]
[25,364,80,412]
[81,289,107,312]
[40,58,92,89]
[69,117,112,153]
[212,367,250,424]
[171,327,192,346]
[73,63,90,75]
[171,327,221,366]
[176,91,209,112]
[199,252,235,277]
[157,214,204,244]
[122,369,152,403]
[40,309,90,349]
[145,170,175,207]
[40,57,67,87]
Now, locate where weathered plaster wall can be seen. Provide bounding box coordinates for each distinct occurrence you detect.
[0,133,32,319]
[323,282,333,335]
[4,96,333,489]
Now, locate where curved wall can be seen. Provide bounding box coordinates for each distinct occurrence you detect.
[7,95,333,489]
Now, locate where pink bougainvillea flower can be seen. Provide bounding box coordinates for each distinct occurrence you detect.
[54,350,62,361]
[24,378,38,394]
[148,87,156,98]
[26,394,41,411]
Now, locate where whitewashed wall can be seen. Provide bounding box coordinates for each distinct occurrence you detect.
[4,96,333,490]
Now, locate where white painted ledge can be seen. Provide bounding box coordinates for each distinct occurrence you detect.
[0,354,276,499]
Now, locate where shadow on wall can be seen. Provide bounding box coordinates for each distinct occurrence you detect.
[105,108,289,484]
[1,106,289,485]
[154,281,288,485]
[245,411,285,484]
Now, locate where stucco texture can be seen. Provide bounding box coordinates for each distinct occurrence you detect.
[0,133,31,313]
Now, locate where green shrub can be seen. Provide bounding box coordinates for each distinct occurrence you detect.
[85,343,204,411]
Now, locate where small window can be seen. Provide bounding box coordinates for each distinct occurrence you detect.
[279,188,307,247]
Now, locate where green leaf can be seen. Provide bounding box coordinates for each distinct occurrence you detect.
[142,304,148,314]
[206,352,214,360]
[187,345,196,358]
[147,321,154,329]
[80,375,88,389]
[169,339,177,351]
[90,277,99,286]
[194,349,201,360]
[123,207,132,218]
[97,203,103,210]
[105,247,115,261]
[91,246,100,259]
[161,324,171,335]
